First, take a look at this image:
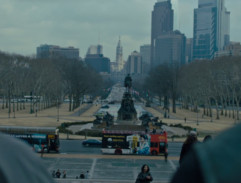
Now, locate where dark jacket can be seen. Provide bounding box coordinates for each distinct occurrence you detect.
[0,133,55,183]
[179,142,194,164]
[171,123,241,183]
[135,172,153,183]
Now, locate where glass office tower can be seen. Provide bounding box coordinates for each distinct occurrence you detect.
[193,0,230,60]
[151,0,174,67]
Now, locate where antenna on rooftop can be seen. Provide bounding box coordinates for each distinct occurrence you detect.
[98,32,100,44]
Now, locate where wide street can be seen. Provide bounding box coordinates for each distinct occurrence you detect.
[59,140,182,157]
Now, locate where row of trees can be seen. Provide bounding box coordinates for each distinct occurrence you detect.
[0,51,104,116]
[142,56,241,121]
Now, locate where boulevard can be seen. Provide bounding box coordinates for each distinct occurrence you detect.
[59,140,182,157]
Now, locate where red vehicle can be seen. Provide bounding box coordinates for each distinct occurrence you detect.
[101,129,168,160]
[149,133,168,159]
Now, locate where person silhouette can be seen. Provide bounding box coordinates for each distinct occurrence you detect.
[171,123,241,183]
[135,164,153,183]
[0,132,54,183]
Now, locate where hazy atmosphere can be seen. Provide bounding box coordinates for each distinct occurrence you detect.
[0,0,240,61]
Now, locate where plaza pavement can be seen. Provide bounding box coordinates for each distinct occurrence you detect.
[43,155,177,183]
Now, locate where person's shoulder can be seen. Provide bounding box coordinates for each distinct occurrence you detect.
[0,132,55,183]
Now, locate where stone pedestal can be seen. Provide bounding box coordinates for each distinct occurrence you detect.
[117,92,137,121]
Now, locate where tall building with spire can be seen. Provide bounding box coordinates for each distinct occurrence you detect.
[115,37,125,72]
[193,0,230,60]
[151,0,174,67]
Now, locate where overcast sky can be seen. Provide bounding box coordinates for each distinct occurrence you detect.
[0,0,240,61]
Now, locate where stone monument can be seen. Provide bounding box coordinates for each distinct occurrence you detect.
[117,74,137,122]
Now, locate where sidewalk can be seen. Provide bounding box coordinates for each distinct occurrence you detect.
[0,103,100,127]
[144,105,238,135]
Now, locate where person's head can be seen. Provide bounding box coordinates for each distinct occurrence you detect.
[141,164,150,173]
[203,135,212,142]
[185,131,198,144]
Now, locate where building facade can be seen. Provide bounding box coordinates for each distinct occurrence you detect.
[126,51,142,75]
[155,31,186,65]
[85,54,110,74]
[86,45,103,55]
[215,42,241,57]
[151,0,174,67]
[85,45,110,73]
[37,44,79,59]
[140,44,151,65]
[185,38,193,63]
[193,0,230,60]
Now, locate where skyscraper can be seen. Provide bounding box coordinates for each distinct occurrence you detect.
[85,45,110,74]
[140,44,151,65]
[111,38,125,73]
[116,37,123,64]
[86,45,103,55]
[151,0,174,67]
[193,0,230,60]
[127,51,142,75]
[155,30,186,66]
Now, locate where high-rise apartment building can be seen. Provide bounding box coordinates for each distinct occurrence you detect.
[37,44,79,60]
[193,0,230,60]
[151,0,174,67]
[155,30,186,65]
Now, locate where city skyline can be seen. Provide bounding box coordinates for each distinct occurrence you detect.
[0,0,240,61]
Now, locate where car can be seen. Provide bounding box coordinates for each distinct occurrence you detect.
[82,139,102,147]
[101,105,109,109]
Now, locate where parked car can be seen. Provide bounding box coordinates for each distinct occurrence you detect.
[82,139,102,147]
[101,105,109,109]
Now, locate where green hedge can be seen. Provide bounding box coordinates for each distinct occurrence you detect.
[57,121,93,134]
[169,123,193,131]
[75,129,102,137]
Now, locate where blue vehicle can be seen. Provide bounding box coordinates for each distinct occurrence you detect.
[82,139,102,147]
[0,126,60,153]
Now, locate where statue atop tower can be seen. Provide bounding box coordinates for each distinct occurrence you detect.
[115,37,124,71]
[117,74,137,122]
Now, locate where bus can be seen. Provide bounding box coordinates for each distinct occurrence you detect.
[101,129,168,160]
[0,126,60,153]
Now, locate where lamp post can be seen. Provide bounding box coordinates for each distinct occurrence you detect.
[35,105,38,117]
[196,105,199,126]
[57,98,59,122]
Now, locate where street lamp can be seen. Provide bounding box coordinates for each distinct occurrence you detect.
[57,98,59,122]
[35,105,38,117]
[196,106,199,126]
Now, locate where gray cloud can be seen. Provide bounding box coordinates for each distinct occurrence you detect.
[0,0,240,61]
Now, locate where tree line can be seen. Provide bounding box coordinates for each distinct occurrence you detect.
[142,56,241,121]
[0,51,104,116]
